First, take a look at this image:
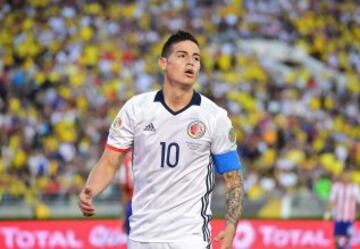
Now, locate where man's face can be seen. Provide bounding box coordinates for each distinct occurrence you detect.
[159,40,201,87]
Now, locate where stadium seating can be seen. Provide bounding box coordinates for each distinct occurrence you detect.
[0,0,359,218]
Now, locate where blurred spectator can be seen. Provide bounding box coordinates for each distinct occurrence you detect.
[324,171,360,249]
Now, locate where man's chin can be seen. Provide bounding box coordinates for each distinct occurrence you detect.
[181,77,197,85]
[170,78,196,87]
[179,80,196,89]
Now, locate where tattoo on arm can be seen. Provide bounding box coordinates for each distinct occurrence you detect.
[223,169,244,225]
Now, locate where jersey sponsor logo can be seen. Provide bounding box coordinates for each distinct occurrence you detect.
[144,122,156,132]
[187,120,206,139]
[113,117,122,128]
[186,141,202,150]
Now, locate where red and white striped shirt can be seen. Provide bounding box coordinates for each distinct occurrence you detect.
[329,182,360,222]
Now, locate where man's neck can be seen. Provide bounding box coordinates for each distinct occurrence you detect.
[163,83,194,112]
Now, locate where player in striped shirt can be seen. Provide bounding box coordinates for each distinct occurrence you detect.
[78,30,244,249]
[324,171,360,249]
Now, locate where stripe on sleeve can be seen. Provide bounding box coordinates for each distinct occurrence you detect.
[106,144,132,153]
[201,159,215,242]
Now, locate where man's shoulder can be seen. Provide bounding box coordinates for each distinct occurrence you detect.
[121,91,158,114]
[199,94,228,116]
[127,90,158,105]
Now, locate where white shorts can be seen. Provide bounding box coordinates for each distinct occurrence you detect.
[128,239,212,249]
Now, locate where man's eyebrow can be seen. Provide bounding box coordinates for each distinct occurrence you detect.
[176,50,201,57]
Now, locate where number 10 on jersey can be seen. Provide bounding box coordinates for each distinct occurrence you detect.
[160,142,179,168]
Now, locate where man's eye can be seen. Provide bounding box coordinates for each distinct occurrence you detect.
[194,57,200,61]
[178,54,185,58]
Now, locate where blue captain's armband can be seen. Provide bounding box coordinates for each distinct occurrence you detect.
[212,150,242,174]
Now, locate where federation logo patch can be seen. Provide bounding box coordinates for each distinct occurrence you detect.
[113,116,122,128]
[228,127,236,144]
[187,120,206,139]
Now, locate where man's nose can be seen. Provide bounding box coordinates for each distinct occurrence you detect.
[186,57,195,65]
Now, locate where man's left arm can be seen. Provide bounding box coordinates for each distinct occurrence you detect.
[215,169,244,249]
[224,169,244,225]
[211,110,244,248]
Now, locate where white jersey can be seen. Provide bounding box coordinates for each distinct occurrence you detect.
[329,182,360,222]
[107,90,240,243]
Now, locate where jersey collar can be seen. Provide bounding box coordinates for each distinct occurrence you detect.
[154,90,201,115]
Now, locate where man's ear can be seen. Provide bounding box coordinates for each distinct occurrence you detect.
[158,57,167,71]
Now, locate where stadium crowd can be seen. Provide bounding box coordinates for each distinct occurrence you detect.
[0,0,359,213]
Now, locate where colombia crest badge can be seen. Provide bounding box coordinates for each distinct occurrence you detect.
[187,120,206,139]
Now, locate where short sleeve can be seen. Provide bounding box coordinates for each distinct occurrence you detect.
[211,110,237,154]
[106,98,134,152]
[211,110,242,174]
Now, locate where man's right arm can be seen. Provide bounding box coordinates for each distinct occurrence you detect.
[78,146,126,216]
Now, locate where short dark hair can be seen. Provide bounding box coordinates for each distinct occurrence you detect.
[161,30,199,58]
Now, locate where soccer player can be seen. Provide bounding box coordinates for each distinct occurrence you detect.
[324,171,360,249]
[78,30,244,249]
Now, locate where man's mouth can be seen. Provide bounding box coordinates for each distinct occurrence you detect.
[185,69,194,77]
